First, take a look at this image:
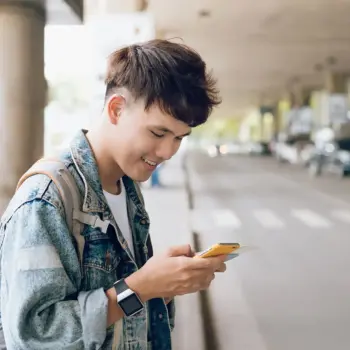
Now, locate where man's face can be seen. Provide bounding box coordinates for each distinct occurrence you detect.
[106,95,191,182]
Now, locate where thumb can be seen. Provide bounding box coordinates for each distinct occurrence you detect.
[214,254,229,263]
[167,244,192,257]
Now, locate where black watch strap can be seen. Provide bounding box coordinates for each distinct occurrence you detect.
[114,278,129,294]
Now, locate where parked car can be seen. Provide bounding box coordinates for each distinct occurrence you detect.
[308,140,350,178]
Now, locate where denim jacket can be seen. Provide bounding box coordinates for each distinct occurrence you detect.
[0,130,175,350]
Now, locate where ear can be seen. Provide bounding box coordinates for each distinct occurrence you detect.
[106,94,126,125]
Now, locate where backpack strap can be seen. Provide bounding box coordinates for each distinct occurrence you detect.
[16,158,110,270]
[16,159,76,231]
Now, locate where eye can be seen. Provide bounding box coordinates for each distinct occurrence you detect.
[151,131,164,138]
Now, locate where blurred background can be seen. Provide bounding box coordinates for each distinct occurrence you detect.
[1,1,350,349]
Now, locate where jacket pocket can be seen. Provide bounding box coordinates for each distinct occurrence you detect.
[82,230,121,290]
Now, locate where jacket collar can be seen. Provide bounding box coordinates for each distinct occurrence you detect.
[67,130,146,217]
[68,129,108,213]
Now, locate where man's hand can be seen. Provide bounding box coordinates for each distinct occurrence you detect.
[215,263,227,272]
[126,244,227,301]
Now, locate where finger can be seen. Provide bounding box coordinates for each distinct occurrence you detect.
[189,256,213,269]
[216,254,229,262]
[188,248,196,258]
[203,274,215,289]
[215,263,227,273]
[205,255,228,271]
[190,256,226,271]
[167,244,193,257]
[185,270,213,287]
[185,272,216,293]
[190,254,228,270]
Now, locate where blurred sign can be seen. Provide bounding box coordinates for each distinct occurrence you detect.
[286,107,313,136]
[328,94,348,124]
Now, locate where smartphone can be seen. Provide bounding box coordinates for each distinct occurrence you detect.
[224,245,257,261]
[195,243,240,259]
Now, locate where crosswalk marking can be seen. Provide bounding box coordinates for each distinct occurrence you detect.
[212,209,242,228]
[253,210,285,229]
[291,209,332,228]
[331,210,350,224]
[191,208,349,231]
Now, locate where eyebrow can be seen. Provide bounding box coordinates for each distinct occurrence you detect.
[154,126,192,137]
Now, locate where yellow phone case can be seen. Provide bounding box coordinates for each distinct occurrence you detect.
[196,243,240,258]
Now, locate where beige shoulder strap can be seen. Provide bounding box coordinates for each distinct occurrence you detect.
[17,158,111,270]
[17,158,85,266]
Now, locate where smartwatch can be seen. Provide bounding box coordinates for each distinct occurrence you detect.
[114,278,144,317]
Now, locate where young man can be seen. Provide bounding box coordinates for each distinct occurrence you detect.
[0,39,225,349]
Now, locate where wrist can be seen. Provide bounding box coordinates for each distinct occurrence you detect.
[125,270,154,302]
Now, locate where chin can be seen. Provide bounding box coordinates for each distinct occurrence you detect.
[136,174,152,183]
[126,171,151,183]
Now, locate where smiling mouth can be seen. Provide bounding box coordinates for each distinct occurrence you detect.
[141,157,157,167]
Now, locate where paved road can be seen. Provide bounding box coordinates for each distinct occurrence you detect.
[188,151,350,350]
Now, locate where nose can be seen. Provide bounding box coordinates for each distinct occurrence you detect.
[155,139,180,161]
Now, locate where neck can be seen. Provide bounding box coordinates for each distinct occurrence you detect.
[86,127,124,194]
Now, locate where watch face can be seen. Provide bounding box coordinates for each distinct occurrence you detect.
[119,294,143,317]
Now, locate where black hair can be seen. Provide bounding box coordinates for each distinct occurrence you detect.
[104,39,221,127]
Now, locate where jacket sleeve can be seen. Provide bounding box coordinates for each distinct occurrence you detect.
[0,199,109,350]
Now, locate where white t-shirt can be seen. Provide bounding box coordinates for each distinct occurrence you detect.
[103,181,135,257]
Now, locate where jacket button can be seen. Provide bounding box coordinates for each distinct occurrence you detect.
[158,313,163,320]
[140,219,147,225]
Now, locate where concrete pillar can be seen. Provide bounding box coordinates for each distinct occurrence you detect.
[0,2,46,214]
[259,106,275,142]
[272,106,280,137]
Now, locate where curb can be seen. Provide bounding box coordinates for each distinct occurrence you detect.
[193,232,220,350]
[183,153,219,350]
